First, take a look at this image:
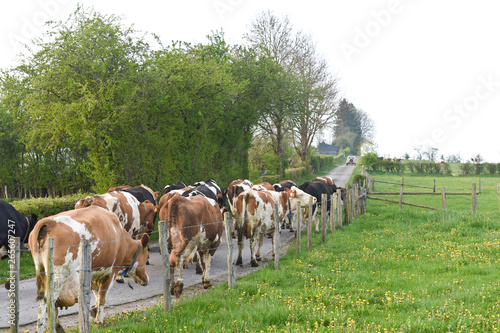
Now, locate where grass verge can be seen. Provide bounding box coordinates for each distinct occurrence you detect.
[84,173,500,332]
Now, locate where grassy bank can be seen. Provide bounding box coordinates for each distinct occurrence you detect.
[83,173,500,332]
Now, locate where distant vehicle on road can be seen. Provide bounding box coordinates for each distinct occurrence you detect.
[346,156,357,165]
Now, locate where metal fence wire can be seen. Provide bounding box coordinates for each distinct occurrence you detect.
[2,187,366,332]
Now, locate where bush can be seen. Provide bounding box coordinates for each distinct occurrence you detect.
[360,153,380,171]
[474,163,484,175]
[310,155,320,173]
[485,163,496,175]
[261,167,307,185]
[460,163,473,175]
[353,174,367,187]
[11,194,88,219]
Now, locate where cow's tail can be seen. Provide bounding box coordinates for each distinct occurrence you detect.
[33,224,49,301]
[237,194,247,242]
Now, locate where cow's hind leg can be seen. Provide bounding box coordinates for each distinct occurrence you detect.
[36,298,48,333]
[198,251,213,289]
[255,233,264,261]
[236,228,244,266]
[249,236,259,267]
[171,254,184,298]
[91,274,114,323]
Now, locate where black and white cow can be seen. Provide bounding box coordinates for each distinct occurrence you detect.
[298,181,334,231]
[162,182,188,196]
[273,180,297,192]
[123,184,158,205]
[0,200,38,259]
[191,180,226,212]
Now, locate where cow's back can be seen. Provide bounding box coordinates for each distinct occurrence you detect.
[29,207,127,267]
[124,185,157,205]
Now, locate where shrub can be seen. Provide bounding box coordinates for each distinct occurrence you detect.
[482,163,496,175]
[11,194,88,219]
[310,155,320,173]
[360,153,380,171]
[460,163,473,175]
[474,163,484,175]
[353,174,367,187]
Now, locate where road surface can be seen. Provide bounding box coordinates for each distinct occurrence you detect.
[0,164,355,329]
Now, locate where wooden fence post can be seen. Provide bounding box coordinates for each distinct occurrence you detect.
[346,187,351,225]
[472,183,477,213]
[479,178,481,194]
[273,204,280,269]
[433,179,436,193]
[336,189,342,229]
[9,237,20,333]
[399,185,404,211]
[296,203,301,258]
[158,221,172,311]
[363,188,367,214]
[46,237,56,333]
[330,195,335,237]
[78,239,91,333]
[307,196,313,251]
[321,193,327,243]
[224,213,236,287]
[441,187,447,211]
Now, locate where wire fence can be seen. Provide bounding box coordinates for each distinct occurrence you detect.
[2,184,367,332]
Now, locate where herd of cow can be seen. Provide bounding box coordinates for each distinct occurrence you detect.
[0,176,345,332]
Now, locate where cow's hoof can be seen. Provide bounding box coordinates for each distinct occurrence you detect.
[256,254,261,261]
[196,266,203,275]
[289,228,294,232]
[90,306,97,318]
[4,280,10,290]
[203,280,211,289]
[251,260,259,267]
[236,258,243,266]
[116,275,124,283]
[173,281,184,298]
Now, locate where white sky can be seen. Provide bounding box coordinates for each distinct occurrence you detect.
[1,0,499,162]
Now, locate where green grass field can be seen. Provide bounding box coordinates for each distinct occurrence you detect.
[77,170,500,332]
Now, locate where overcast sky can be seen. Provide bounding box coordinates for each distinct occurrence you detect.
[2,0,499,162]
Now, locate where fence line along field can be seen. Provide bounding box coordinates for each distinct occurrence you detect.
[2,166,360,332]
[6,166,500,332]
[78,169,500,332]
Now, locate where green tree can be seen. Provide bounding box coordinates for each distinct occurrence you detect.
[7,6,149,192]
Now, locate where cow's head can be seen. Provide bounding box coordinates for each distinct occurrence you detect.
[127,234,150,286]
[286,186,317,219]
[139,200,158,234]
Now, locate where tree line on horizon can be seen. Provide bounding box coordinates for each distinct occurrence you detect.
[0,6,371,198]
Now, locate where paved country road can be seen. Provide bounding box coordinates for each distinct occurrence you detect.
[0,164,355,330]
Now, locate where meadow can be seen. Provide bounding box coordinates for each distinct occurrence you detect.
[78,170,500,332]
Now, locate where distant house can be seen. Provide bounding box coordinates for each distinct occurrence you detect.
[318,142,339,156]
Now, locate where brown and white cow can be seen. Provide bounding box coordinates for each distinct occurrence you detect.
[158,192,223,298]
[283,186,318,231]
[226,179,253,238]
[251,181,275,191]
[107,185,132,192]
[29,206,150,332]
[312,176,335,186]
[232,189,289,267]
[75,191,157,238]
